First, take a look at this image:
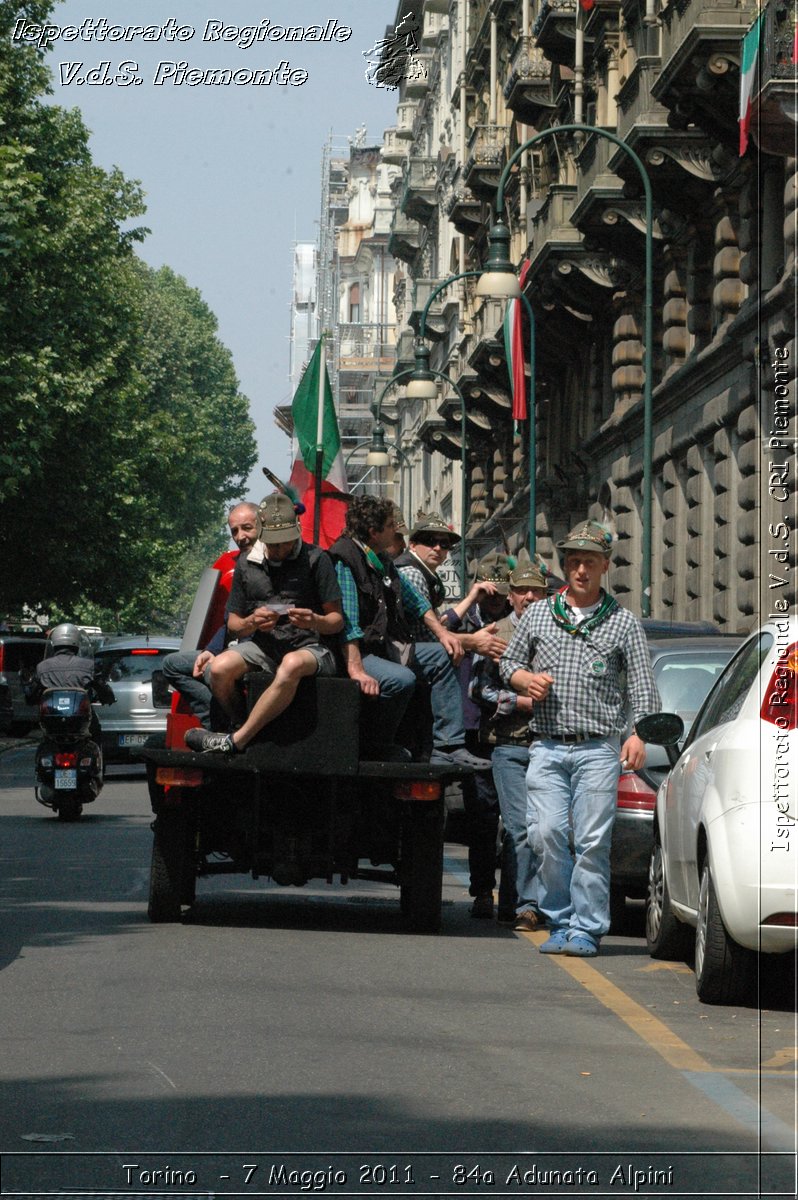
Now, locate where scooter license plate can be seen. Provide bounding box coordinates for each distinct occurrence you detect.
[119,734,148,747]
[55,770,78,789]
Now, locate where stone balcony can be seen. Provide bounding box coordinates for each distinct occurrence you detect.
[503,34,557,125]
[462,124,509,198]
[533,0,580,67]
[751,1,798,156]
[444,173,484,236]
[400,155,438,225]
[382,128,409,165]
[388,211,424,264]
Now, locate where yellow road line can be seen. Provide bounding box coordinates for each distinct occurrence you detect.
[519,930,709,1072]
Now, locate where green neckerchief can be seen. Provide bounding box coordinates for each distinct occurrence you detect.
[355,539,391,581]
[549,587,618,638]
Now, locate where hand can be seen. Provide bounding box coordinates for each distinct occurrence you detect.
[620,733,646,772]
[437,628,464,666]
[470,624,508,660]
[192,650,214,678]
[287,607,315,631]
[525,671,555,701]
[252,606,279,631]
[350,670,380,697]
[467,579,498,605]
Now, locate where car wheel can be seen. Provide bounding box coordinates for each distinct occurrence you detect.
[645,834,691,960]
[695,861,755,1005]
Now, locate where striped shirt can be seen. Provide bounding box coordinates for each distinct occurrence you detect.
[395,561,439,642]
[499,594,660,736]
[335,560,430,643]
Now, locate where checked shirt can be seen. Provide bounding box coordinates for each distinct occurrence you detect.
[499,593,659,737]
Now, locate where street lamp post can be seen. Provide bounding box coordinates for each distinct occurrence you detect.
[477,124,654,616]
[369,357,470,597]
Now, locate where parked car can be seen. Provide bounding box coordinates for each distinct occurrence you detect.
[645,619,797,1004]
[610,634,743,926]
[0,632,48,732]
[93,636,181,767]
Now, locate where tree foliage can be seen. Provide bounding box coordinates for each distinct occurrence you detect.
[0,2,257,623]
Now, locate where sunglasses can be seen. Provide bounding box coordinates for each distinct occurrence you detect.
[414,534,453,549]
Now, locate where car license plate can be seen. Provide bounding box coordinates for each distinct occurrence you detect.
[55,770,77,789]
[119,734,148,747]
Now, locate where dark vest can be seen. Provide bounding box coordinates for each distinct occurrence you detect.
[479,613,532,746]
[329,535,411,655]
[392,549,447,609]
[234,542,327,653]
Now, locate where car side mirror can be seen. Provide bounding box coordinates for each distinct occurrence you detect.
[636,712,684,747]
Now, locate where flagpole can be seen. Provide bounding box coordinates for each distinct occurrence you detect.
[312,335,326,544]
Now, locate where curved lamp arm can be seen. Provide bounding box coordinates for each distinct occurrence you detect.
[480,123,653,615]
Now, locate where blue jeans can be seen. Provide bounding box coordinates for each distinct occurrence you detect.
[360,654,416,746]
[411,641,466,749]
[526,737,621,939]
[492,743,540,916]
[162,650,215,728]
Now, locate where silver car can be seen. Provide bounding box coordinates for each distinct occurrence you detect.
[94,636,181,766]
[610,635,743,928]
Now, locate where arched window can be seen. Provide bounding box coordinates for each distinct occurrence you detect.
[349,283,360,324]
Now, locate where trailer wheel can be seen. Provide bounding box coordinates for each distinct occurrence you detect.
[400,800,444,933]
[148,813,191,922]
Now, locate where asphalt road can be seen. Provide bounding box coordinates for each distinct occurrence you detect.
[0,744,794,1199]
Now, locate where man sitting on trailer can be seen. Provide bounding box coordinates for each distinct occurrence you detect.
[328,495,490,769]
[184,493,344,755]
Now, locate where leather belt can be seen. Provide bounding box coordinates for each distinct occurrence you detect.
[530,732,607,744]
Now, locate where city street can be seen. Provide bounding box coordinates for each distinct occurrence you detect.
[0,743,794,1199]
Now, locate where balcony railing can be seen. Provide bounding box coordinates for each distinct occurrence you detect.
[752,2,798,155]
[462,124,509,198]
[400,155,438,224]
[533,0,579,67]
[504,34,556,125]
[337,324,396,373]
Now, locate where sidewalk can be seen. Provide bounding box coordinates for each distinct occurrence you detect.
[0,731,40,757]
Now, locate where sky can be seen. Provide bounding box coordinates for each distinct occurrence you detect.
[41,0,398,499]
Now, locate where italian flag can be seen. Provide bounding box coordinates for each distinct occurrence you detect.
[739,9,765,156]
[503,259,532,424]
[288,338,349,549]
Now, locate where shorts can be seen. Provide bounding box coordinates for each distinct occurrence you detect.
[230,639,337,677]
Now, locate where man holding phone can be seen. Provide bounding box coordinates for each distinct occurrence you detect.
[185,493,343,755]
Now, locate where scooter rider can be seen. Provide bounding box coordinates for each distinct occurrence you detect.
[26,623,115,741]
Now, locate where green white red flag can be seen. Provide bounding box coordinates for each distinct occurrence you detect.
[503,260,532,422]
[739,9,765,155]
[288,338,349,548]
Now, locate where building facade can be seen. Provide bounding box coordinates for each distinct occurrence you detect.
[381,0,796,628]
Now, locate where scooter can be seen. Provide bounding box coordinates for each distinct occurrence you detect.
[34,688,108,821]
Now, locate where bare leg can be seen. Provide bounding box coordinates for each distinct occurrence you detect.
[232,650,318,749]
[208,650,251,724]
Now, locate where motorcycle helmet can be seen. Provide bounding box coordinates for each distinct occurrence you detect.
[48,623,81,652]
[45,622,94,658]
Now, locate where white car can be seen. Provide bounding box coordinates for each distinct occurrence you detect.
[646,618,797,1004]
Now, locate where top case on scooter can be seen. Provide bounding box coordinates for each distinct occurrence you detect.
[39,689,93,738]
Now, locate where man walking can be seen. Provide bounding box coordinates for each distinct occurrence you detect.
[471,553,548,929]
[500,521,659,956]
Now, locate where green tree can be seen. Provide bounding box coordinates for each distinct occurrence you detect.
[0,2,257,621]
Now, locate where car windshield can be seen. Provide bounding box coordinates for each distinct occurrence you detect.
[654,652,735,725]
[96,648,172,683]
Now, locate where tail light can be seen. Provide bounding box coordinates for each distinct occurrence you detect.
[393,780,442,801]
[761,642,798,731]
[616,771,656,812]
[55,752,78,768]
[762,913,798,927]
[131,648,160,655]
[156,766,204,788]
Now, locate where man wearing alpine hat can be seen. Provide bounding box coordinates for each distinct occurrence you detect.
[499,520,660,956]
